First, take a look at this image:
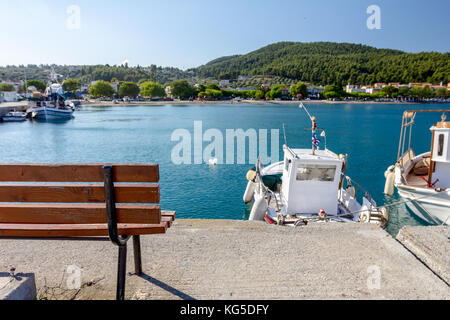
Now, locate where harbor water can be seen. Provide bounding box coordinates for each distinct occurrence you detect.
[0,103,448,236]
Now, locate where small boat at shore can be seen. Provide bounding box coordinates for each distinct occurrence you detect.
[27,84,74,121]
[384,110,450,225]
[1,111,27,122]
[243,104,389,227]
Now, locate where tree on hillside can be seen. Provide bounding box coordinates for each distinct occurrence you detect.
[290,82,308,99]
[140,81,165,98]
[89,80,115,98]
[25,80,47,92]
[170,80,194,99]
[62,78,81,93]
[0,83,15,92]
[118,82,140,97]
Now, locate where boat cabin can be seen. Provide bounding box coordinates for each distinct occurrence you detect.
[281,146,343,215]
[430,121,450,188]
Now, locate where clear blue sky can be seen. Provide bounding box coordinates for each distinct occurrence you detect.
[1,0,448,69]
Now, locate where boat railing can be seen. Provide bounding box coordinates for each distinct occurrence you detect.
[340,174,375,208]
[397,110,450,164]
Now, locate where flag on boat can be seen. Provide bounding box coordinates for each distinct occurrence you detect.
[312,133,320,149]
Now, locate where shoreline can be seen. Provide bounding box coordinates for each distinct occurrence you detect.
[1,99,448,112]
[80,99,450,107]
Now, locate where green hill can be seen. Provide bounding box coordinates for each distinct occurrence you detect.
[193,42,450,85]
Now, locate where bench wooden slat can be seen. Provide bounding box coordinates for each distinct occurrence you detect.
[0,204,161,224]
[162,210,176,222]
[0,183,160,203]
[0,222,169,237]
[0,164,159,183]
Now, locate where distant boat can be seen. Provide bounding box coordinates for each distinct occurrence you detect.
[1,111,27,122]
[27,84,74,121]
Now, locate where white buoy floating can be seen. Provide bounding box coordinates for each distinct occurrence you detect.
[208,158,218,168]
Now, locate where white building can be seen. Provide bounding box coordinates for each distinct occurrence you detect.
[345,85,366,94]
[238,75,250,81]
[0,91,18,102]
[219,80,230,87]
[165,86,172,98]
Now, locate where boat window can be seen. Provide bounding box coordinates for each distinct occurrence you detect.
[296,164,336,182]
[437,134,444,157]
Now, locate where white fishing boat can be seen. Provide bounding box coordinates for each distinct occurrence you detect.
[27,84,74,121]
[243,104,389,227]
[384,110,450,225]
[1,111,27,122]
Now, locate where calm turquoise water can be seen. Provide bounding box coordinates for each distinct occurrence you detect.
[1,103,448,236]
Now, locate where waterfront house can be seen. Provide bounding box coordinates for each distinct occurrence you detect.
[219,80,230,87]
[345,85,366,93]
[409,82,433,88]
[308,86,324,98]
[374,83,387,89]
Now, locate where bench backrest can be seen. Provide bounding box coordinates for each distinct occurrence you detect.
[0,164,161,225]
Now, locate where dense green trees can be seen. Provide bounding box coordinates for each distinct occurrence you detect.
[118,82,140,97]
[169,80,195,99]
[264,84,286,100]
[198,89,222,99]
[89,80,115,98]
[0,42,448,94]
[25,80,47,92]
[322,84,345,99]
[0,83,15,92]
[140,81,165,98]
[255,90,265,99]
[62,78,81,93]
[195,42,450,85]
[290,82,308,99]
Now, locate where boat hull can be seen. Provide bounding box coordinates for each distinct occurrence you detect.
[1,116,26,122]
[397,186,450,225]
[32,107,74,120]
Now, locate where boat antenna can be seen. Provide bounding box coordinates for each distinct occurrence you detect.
[299,103,318,155]
[282,123,288,146]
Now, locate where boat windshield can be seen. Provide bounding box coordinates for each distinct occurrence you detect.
[296,164,336,182]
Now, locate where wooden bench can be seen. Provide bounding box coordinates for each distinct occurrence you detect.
[0,163,175,300]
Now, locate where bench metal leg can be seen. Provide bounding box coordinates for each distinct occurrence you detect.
[133,235,143,276]
[117,244,127,300]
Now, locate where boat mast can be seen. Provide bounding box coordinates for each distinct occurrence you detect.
[299,103,318,155]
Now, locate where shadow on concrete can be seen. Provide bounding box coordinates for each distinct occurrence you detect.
[0,272,34,281]
[139,273,196,300]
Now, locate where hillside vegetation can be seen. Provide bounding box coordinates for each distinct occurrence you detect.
[1,42,448,86]
[194,42,450,85]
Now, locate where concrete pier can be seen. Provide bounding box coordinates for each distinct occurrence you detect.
[397,225,450,285]
[0,102,27,116]
[0,220,449,300]
[0,272,36,300]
